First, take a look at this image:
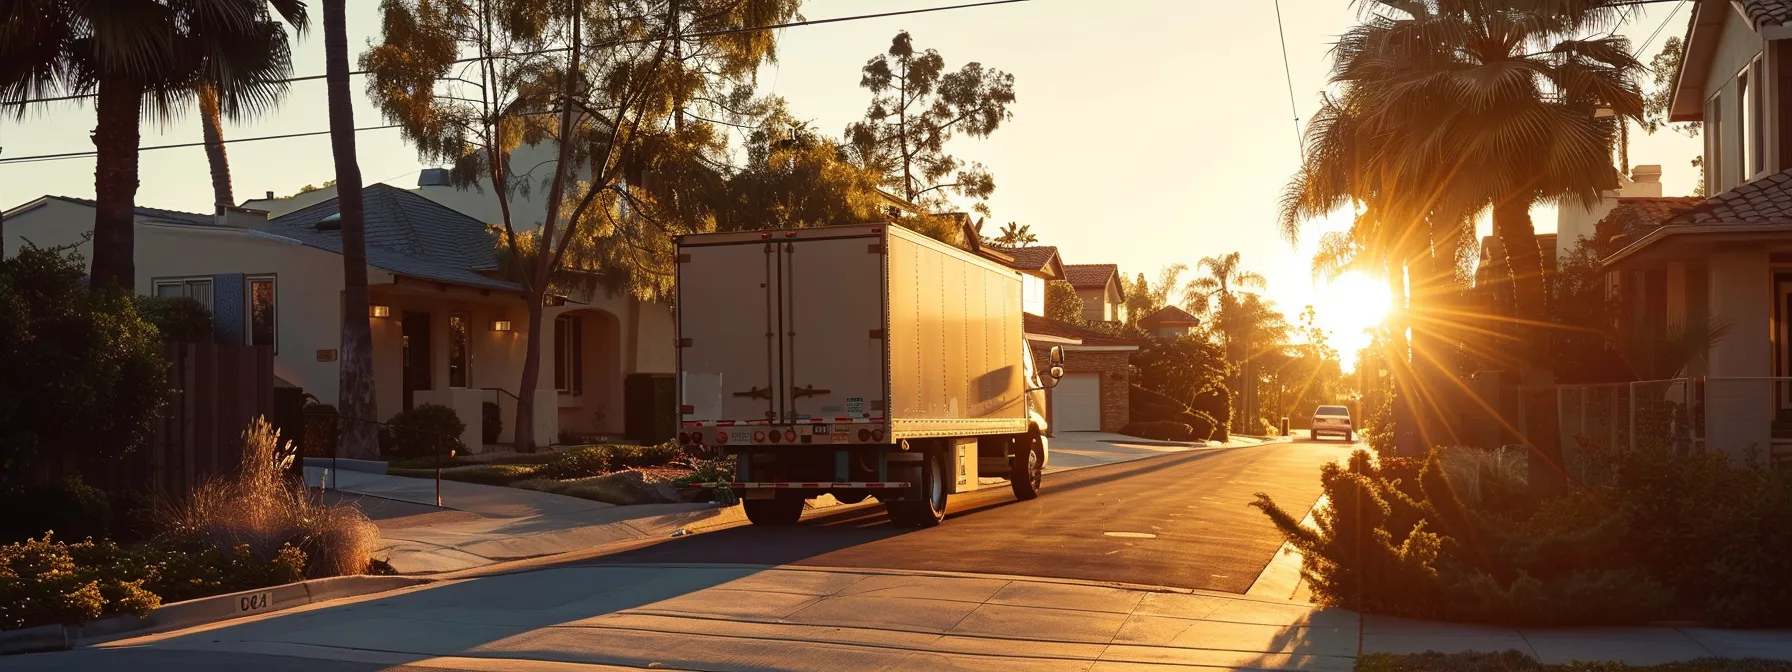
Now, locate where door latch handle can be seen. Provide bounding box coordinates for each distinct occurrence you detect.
[791,385,831,399]
[732,386,772,400]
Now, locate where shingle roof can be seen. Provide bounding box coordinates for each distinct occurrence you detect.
[1139,305,1200,328]
[1742,0,1792,29]
[1023,313,1141,347]
[47,196,213,227]
[1062,263,1118,289]
[1663,171,1792,225]
[994,245,1059,272]
[269,184,517,291]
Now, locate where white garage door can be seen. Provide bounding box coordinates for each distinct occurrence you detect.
[1053,372,1102,432]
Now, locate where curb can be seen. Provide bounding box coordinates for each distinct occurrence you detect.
[1,575,430,654]
[1245,494,1328,602]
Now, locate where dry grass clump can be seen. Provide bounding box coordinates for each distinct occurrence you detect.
[158,417,379,578]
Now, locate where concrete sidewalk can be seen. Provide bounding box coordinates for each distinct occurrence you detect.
[75,564,1792,671]
[305,467,733,574]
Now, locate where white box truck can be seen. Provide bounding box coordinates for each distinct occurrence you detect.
[675,223,1063,527]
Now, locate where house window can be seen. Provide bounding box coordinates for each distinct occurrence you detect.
[152,277,214,310]
[554,315,583,394]
[448,313,470,388]
[247,276,276,351]
[1743,60,1767,179]
[1707,92,1724,193]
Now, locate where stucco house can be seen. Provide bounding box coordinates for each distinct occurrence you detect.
[1063,263,1125,324]
[3,182,674,452]
[989,245,1065,317]
[1596,0,1792,458]
[1139,306,1201,340]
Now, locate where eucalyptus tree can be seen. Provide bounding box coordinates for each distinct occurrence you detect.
[846,31,1015,215]
[364,0,795,450]
[0,0,306,290]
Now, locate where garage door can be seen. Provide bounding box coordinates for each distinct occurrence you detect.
[1053,373,1102,432]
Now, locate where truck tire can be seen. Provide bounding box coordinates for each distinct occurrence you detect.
[743,495,804,525]
[1010,434,1044,501]
[1345,430,1354,443]
[886,449,947,528]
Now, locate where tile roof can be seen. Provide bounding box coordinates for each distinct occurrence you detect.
[1139,305,1200,327]
[1062,263,1118,289]
[1023,313,1141,347]
[1742,0,1792,29]
[47,196,213,227]
[1662,171,1792,226]
[269,184,517,291]
[993,245,1059,272]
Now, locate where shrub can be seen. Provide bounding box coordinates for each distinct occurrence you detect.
[158,419,377,580]
[133,295,213,343]
[1119,421,1193,442]
[301,402,340,458]
[388,464,541,486]
[536,444,682,480]
[1129,385,1220,441]
[1045,281,1085,324]
[0,247,169,490]
[481,402,503,444]
[0,477,112,543]
[380,404,466,459]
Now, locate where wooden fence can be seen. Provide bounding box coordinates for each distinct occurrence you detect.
[113,343,285,496]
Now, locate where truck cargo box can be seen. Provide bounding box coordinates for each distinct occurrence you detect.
[675,223,1031,445]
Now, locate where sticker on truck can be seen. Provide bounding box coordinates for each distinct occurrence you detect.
[845,397,864,415]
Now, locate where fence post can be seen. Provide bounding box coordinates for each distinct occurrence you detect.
[1628,381,1638,451]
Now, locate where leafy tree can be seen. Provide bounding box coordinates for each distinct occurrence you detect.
[323,0,379,459]
[715,109,887,232]
[1124,272,1155,327]
[1045,280,1084,325]
[364,0,794,449]
[1639,37,1699,138]
[0,1,308,290]
[989,222,1036,247]
[846,31,1015,215]
[0,247,168,489]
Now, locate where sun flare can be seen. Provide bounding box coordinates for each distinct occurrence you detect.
[1314,272,1391,361]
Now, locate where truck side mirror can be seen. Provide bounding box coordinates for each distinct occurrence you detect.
[1049,346,1065,367]
[1049,365,1064,380]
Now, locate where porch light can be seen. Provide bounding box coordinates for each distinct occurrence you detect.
[370,304,391,318]
[492,319,513,332]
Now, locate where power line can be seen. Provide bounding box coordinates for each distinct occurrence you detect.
[1272,0,1303,159]
[0,125,403,165]
[4,0,1031,108]
[1631,0,1686,58]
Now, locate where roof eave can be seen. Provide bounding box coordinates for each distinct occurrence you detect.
[1602,221,1792,267]
[1668,0,1728,122]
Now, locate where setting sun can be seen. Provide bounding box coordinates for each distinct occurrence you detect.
[1314,272,1392,364]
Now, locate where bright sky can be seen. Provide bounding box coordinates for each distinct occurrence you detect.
[0,0,1704,364]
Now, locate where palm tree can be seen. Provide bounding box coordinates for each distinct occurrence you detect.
[1184,252,1266,316]
[1319,0,1643,486]
[200,1,309,211]
[322,0,378,460]
[0,1,304,291]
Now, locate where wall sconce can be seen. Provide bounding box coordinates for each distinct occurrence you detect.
[492,319,513,332]
[370,304,391,318]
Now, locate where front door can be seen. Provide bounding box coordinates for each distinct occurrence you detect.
[1778,276,1792,412]
[403,311,432,411]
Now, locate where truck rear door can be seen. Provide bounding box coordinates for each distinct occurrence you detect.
[779,232,886,424]
[678,241,777,424]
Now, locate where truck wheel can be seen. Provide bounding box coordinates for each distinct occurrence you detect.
[1010,434,1044,501]
[1345,431,1354,443]
[886,449,947,528]
[743,495,804,525]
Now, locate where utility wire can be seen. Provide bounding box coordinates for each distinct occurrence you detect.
[0,125,403,165]
[1272,0,1303,159]
[4,0,1031,108]
[1631,0,1686,59]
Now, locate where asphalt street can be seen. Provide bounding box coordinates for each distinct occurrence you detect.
[591,436,1353,593]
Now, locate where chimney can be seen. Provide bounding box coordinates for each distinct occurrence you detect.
[1628,164,1664,198]
[215,205,270,229]
[418,168,451,187]
[265,190,275,200]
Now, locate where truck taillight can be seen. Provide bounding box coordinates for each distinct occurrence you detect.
[858,428,871,442]
[784,429,797,442]
[768,430,781,443]
[873,429,885,442]
[715,431,729,444]
[753,430,766,443]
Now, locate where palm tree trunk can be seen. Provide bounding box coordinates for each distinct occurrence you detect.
[198,84,235,211]
[1491,198,1566,495]
[91,78,142,292]
[325,0,379,460]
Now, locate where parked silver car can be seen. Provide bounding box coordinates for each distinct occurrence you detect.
[1311,405,1353,442]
